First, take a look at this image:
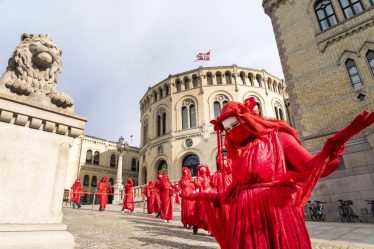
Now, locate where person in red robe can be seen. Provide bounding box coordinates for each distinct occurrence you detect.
[146,180,156,214]
[71,179,82,209]
[122,176,134,212]
[178,167,196,228]
[156,173,173,222]
[97,176,108,211]
[206,156,232,245]
[154,174,163,217]
[190,164,213,235]
[182,99,373,249]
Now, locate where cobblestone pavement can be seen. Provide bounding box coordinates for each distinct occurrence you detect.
[63,205,374,249]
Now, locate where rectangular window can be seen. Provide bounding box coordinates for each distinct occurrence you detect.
[340,0,364,19]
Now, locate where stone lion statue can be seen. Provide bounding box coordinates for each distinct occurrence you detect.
[0,33,73,108]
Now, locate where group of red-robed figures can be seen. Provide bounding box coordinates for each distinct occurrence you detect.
[142,173,179,222]
[70,176,136,212]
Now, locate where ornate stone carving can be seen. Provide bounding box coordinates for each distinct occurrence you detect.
[0,33,74,108]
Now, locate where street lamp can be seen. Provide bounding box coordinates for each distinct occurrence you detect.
[113,136,126,205]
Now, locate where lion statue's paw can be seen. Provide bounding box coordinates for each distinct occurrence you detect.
[49,91,74,108]
[5,80,33,96]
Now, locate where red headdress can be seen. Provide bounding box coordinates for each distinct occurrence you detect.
[196,164,211,178]
[213,100,299,155]
[182,166,192,180]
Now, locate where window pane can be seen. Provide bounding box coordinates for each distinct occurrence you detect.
[162,113,166,135]
[353,3,363,14]
[329,16,337,25]
[370,59,374,68]
[321,20,329,30]
[340,0,349,8]
[207,74,213,85]
[182,107,188,129]
[190,105,196,128]
[349,66,358,75]
[216,74,222,84]
[325,5,334,15]
[214,102,221,119]
[351,75,361,84]
[344,8,354,18]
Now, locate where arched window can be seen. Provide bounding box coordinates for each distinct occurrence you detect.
[184,77,190,90]
[367,50,374,76]
[216,72,222,85]
[190,104,196,128]
[240,72,246,85]
[153,91,157,102]
[345,59,363,89]
[213,95,229,119]
[207,73,213,85]
[143,118,148,145]
[181,99,197,129]
[157,160,168,173]
[110,154,116,168]
[86,150,93,164]
[256,75,262,87]
[165,85,170,96]
[131,158,137,171]
[183,154,200,177]
[339,0,364,19]
[225,71,232,84]
[83,175,89,186]
[274,102,284,120]
[315,0,338,31]
[182,106,188,129]
[214,102,221,119]
[93,151,100,165]
[162,112,166,135]
[91,176,97,187]
[156,107,166,137]
[159,88,163,99]
[176,79,181,92]
[192,75,199,88]
[267,79,272,91]
[248,73,254,86]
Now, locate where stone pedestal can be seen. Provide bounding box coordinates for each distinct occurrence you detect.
[0,93,86,248]
[113,155,124,205]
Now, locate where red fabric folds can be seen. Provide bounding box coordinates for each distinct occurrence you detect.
[123,177,134,212]
[97,177,108,210]
[71,179,82,203]
[156,174,173,221]
[178,167,196,227]
[180,101,371,249]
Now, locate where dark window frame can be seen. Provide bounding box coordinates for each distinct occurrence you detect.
[366,50,374,76]
[338,0,364,19]
[345,59,363,89]
[315,0,338,31]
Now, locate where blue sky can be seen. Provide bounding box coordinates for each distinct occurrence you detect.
[0,0,283,146]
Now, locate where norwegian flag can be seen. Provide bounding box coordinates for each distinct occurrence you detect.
[194,51,210,62]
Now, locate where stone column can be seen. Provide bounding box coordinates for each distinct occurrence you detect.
[0,33,86,249]
[113,154,124,205]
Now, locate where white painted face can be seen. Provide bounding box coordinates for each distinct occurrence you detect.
[222,116,240,131]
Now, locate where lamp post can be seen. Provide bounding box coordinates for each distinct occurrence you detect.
[113,136,126,205]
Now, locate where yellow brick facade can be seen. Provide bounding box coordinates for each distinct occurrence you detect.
[263,0,374,222]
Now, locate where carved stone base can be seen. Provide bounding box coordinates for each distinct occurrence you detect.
[0,224,74,249]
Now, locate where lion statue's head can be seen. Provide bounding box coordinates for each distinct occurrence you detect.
[0,33,73,108]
